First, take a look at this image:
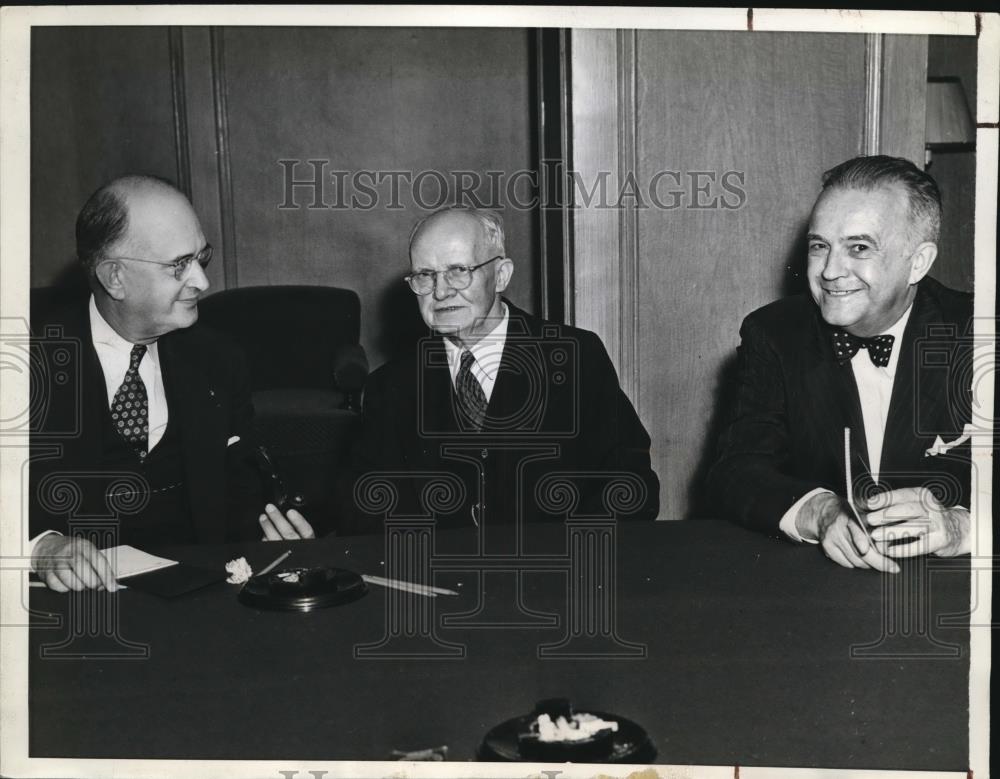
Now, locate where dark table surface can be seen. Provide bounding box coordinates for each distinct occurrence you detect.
[28,520,971,770]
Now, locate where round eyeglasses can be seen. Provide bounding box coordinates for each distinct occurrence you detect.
[102,244,213,281]
[404,256,503,295]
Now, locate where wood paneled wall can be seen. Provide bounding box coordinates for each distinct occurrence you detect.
[570,30,945,520]
[30,27,538,367]
[30,28,179,288]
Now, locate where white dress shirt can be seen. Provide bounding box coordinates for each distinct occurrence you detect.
[443,303,510,403]
[780,304,913,542]
[29,299,170,560]
[90,295,169,451]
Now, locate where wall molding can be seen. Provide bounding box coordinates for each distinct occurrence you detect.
[863,33,929,163]
[863,33,883,155]
[615,29,640,408]
[559,29,574,327]
[168,27,192,199]
[567,28,642,408]
[210,27,238,288]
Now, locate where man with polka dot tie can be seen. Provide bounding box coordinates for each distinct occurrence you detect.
[709,156,974,571]
[29,175,314,592]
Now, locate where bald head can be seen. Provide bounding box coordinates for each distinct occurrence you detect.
[79,174,210,343]
[76,175,188,280]
[409,207,505,260]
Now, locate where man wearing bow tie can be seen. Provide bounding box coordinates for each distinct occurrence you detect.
[339,207,659,535]
[708,156,973,572]
[29,175,314,592]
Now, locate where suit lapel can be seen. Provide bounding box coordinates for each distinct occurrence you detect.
[82,327,109,459]
[416,336,459,443]
[882,286,941,472]
[481,304,541,434]
[61,304,107,467]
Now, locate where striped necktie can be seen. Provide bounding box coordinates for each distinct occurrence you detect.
[456,349,488,431]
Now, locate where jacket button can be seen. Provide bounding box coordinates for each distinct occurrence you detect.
[481,449,488,459]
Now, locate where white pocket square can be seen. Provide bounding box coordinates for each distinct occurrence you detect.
[227,436,241,447]
[925,424,974,456]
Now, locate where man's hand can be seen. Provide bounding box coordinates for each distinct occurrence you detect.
[32,535,119,592]
[259,503,315,540]
[796,492,900,573]
[864,487,970,558]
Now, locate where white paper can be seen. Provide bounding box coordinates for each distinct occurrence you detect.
[101,545,177,580]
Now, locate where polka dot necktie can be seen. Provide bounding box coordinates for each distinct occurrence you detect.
[111,344,149,459]
[831,330,895,368]
[456,350,488,431]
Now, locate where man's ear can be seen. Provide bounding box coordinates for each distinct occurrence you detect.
[494,257,514,293]
[94,260,126,301]
[907,241,938,285]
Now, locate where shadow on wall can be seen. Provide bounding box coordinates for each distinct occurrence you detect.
[687,222,811,519]
[686,351,738,520]
[372,279,429,367]
[780,225,811,300]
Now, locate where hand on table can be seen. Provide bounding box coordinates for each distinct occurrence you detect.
[796,491,899,573]
[32,535,119,592]
[259,503,315,540]
[864,487,970,558]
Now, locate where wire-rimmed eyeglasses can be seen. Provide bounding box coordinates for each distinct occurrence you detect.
[404,256,503,295]
[101,244,213,281]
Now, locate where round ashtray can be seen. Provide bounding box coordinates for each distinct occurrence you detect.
[238,566,368,611]
[478,699,655,763]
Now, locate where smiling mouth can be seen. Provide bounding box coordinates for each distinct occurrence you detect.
[823,289,861,297]
[435,305,465,314]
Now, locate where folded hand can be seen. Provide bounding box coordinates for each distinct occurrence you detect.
[864,487,970,558]
[259,503,315,540]
[798,492,899,573]
[33,535,119,592]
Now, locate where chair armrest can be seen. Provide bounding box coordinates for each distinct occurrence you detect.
[333,343,369,411]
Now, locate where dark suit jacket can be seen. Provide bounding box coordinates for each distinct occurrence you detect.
[339,301,659,534]
[29,300,262,544]
[708,277,973,536]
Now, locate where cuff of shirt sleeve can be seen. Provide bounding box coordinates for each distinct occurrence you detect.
[779,488,834,544]
[27,530,62,571]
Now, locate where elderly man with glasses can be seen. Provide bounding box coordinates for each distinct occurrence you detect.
[29,175,313,592]
[338,206,659,536]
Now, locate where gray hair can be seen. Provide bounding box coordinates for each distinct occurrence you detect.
[820,155,941,244]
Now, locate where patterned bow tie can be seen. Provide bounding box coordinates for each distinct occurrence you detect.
[830,330,895,368]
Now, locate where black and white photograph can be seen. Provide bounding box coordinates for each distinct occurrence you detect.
[0,6,996,779]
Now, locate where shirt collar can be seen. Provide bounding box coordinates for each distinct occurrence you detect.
[443,302,509,380]
[89,295,134,351]
[89,295,159,356]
